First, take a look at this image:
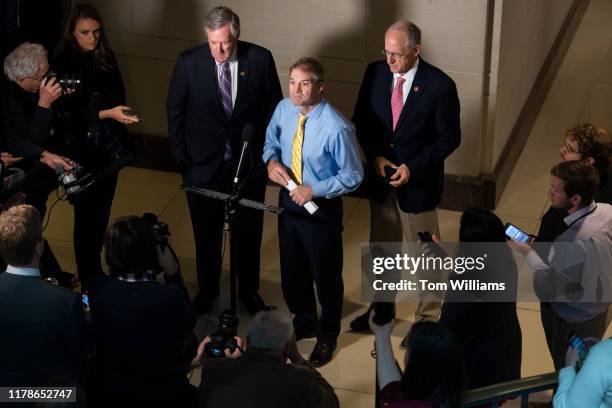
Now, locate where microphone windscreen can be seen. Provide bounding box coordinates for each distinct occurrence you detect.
[241,122,256,143]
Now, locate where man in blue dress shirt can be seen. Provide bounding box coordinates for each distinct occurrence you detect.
[263,57,363,367]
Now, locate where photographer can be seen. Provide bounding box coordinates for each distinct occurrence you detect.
[87,215,197,407]
[53,4,139,286]
[2,42,74,282]
[369,313,466,408]
[196,309,339,408]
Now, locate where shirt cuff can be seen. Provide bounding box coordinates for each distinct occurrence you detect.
[310,181,325,198]
[262,150,279,164]
[525,249,546,271]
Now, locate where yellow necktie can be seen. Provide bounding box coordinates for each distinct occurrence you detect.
[291,114,308,185]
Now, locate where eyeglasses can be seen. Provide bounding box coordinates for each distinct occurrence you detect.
[25,70,49,82]
[380,46,414,59]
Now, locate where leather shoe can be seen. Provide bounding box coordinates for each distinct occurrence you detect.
[349,308,372,333]
[309,339,337,367]
[240,293,276,316]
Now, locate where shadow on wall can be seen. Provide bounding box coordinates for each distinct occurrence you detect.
[309,0,402,118]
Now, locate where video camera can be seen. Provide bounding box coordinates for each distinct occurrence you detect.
[205,310,239,358]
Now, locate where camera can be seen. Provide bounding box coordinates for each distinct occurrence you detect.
[141,212,170,249]
[56,163,90,197]
[45,71,81,91]
[205,310,239,358]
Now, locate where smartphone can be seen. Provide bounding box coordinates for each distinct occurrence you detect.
[383,166,396,183]
[417,231,445,256]
[417,231,433,242]
[81,293,90,309]
[504,223,532,243]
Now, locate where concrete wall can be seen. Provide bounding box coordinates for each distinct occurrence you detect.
[75,0,573,178]
[488,0,574,172]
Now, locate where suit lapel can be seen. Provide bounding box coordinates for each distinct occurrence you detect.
[394,59,427,135]
[382,69,394,134]
[233,42,250,116]
[203,48,227,120]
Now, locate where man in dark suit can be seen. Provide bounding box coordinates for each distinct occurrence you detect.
[0,205,88,386]
[350,20,461,329]
[167,6,283,315]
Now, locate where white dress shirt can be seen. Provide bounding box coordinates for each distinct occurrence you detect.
[6,264,41,277]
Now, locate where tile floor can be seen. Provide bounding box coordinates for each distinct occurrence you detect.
[43,1,612,405]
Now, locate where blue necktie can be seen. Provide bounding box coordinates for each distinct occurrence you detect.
[219,62,232,160]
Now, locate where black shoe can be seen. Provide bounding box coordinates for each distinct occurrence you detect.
[309,339,337,367]
[193,292,214,315]
[349,308,372,333]
[239,293,276,316]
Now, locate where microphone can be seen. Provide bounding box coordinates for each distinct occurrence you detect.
[232,122,255,195]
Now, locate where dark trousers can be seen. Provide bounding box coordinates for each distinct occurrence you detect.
[540,302,610,370]
[72,172,118,287]
[185,162,266,302]
[278,189,344,341]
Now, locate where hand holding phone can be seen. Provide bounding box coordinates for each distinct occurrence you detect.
[504,223,533,243]
[383,165,396,183]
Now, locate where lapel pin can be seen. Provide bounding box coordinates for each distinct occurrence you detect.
[413,85,420,93]
[240,71,246,76]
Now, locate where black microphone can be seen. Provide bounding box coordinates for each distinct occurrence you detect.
[232,122,255,196]
[76,152,135,195]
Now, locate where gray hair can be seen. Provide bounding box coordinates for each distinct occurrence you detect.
[204,6,241,38]
[247,310,294,351]
[387,20,422,50]
[3,42,47,83]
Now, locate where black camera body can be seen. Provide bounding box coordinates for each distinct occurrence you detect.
[57,163,90,197]
[205,310,239,358]
[45,71,81,91]
[141,213,170,249]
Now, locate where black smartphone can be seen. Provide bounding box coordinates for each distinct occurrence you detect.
[504,223,532,243]
[417,231,446,256]
[417,231,433,242]
[383,166,396,183]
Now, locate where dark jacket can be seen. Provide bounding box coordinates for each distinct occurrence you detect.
[198,349,339,408]
[87,273,196,399]
[353,59,461,213]
[167,41,283,186]
[0,272,88,386]
[439,248,522,389]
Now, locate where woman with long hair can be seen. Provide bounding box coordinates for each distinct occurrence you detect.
[371,317,466,407]
[53,4,138,287]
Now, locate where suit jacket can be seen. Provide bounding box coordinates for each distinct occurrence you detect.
[353,59,461,213]
[0,272,88,386]
[167,41,283,186]
[198,350,339,408]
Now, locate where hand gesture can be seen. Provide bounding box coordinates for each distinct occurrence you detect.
[100,105,140,125]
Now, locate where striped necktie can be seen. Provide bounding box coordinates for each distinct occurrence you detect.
[219,61,232,160]
[291,114,308,185]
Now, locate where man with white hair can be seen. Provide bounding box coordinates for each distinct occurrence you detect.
[351,20,461,329]
[198,310,339,408]
[167,6,283,316]
[2,42,75,283]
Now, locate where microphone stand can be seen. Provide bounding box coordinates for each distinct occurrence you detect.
[182,152,283,316]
